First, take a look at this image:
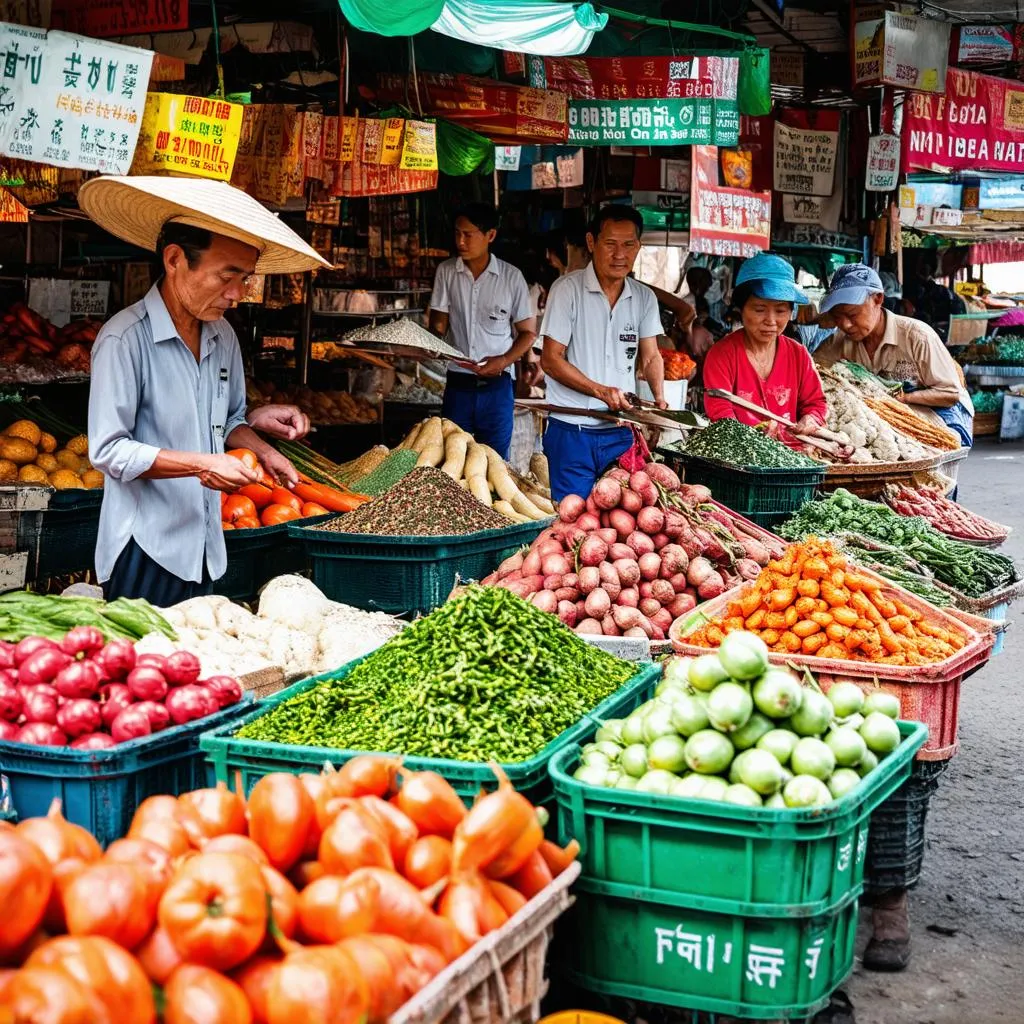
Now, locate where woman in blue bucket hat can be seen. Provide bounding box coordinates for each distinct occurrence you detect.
[702,253,827,444]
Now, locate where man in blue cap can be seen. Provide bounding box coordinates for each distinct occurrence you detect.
[814,264,973,447]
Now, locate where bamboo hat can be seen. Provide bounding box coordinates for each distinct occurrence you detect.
[77,175,331,274]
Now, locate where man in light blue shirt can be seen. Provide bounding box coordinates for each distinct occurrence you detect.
[89,224,309,604]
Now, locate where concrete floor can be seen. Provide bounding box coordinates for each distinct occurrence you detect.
[846,440,1024,1024]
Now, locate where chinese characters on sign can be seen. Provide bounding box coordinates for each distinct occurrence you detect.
[773,123,838,196]
[132,92,243,180]
[866,134,900,192]
[0,23,153,174]
[568,98,738,147]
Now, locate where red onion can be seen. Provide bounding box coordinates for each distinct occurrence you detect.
[110,706,153,744]
[557,494,586,523]
[60,626,105,659]
[13,636,58,666]
[53,661,103,700]
[70,733,117,751]
[18,648,72,687]
[93,639,136,681]
[0,676,23,722]
[21,687,59,724]
[100,683,134,729]
[134,701,171,731]
[56,699,103,739]
[165,684,212,726]
[204,676,243,709]
[0,720,19,741]
[16,722,67,746]
[126,667,169,703]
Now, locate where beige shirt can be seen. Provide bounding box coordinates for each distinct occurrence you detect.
[815,311,972,424]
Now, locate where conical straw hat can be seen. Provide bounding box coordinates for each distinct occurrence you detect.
[78,175,331,274]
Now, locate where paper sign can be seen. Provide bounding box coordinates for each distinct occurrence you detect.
[51,0,188,39]
[0,25,153,175]
[0,186,27,221]
[689,145,771,258]
[782,193,840,231]
[931,207,963,226]
[28,278,71,325]
[556,148,583,188]
[399,120,437,171]
[866,134,900,192]
[70,280,109,317]
[773,122,838,196]
[495,145,521,171]
[380,118,404,167]
[853,9,948,93]
[131,92,242,180]
[568,97,738,147]
[531,162,556,189]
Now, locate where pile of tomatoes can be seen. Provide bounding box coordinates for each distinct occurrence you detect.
[221,485,328,531]
[0,755,577,1023]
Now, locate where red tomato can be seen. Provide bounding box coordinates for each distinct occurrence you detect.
[260,504,301,527]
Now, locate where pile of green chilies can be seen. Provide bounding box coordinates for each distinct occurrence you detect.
[0,592,176,643]
[237,586,636,762]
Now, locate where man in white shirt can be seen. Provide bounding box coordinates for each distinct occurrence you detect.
[429,204,536,458]
[540,205,667,501]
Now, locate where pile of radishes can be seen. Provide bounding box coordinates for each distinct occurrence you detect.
[483,464,784,641]
[0,627,243,749]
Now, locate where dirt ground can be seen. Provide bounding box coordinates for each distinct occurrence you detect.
[845,439,1024,1024]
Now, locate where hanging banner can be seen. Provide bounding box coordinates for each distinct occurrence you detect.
[540,55,739,103]
[399,120,438,171]
[903,68,1024,174]
[773,122,838,196]
[494,145,521,171]
[865,134,900,192]
[230,104,305,206]
[782,193,840,231]
[957,25,1015,65]
[330,118,437,197]
[0,24,153,175]
[51,0,188,38]
[569,98,738,147]
[852,8,948,92]
[978,177,1024,210]
[689,144,771,258]
[131,92,243,180]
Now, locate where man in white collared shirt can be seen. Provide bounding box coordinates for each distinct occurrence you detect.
[540,205,666,501]
[429,204,536,458]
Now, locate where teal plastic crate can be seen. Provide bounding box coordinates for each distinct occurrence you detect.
[201,661,661,811]
[560,886,858,1020]
[658,448,825,526]
[18,489,102,581]
[0,697,252,847]
[549,720,927,918]
[287,517,552,615]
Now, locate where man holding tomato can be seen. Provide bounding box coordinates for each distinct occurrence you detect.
[79,175,329,605]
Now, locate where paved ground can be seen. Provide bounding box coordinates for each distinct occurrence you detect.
[846,439,1024,1024]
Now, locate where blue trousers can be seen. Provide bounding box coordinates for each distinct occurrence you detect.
[543,418,633,502]
[442,373,514,459]
[103,537,213,605]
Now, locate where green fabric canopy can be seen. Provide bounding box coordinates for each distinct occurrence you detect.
[340,0,445,36]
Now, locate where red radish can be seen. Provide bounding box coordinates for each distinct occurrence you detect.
[56,699,102,739]
[650,579,675,605]
[663,511,686,537]
[636,507,665,535]
[558,494,586,522]
[0,677,22,722]
[134,701,171,731]
[685,586,698,598]
[531,591,558,614]
[736,558,762,581]
[575,619,602,635]
[679,534,703,560]
[0,645,13,671]
[100,683,134,728]
[578,537,608,568]
[738,536,772,565]
[638,553,662,581]
[624,627,648,638]
[499,576,544,598]
[669,572,688,592]
[604,543,630,562]
[534,540,564,559]
[595,527,617,546]
[698,575,726,600]
[668,593,697,619]
[576,512,600,532]
[71,733,116,751]
[111,706,152,743]
[639,484,660,507]
[613,558,640,586]
[136,654,168,673]
[495,552,524,579]
[584,589,611,619]
[16,722,66,746]
[521,550,543,577]
[645,463,680,490]
[660,545,690,575]
[627,532,655,557]
[557,601,577,628]
[678,483,712,503]
[14,636,58,666]
[165,684,212,725]
[609,510,635,541]
[601,615,620,637]
[0,720,19,741]
[22,687,58,724]
[543,573,564,591]
[617,587,639,608]
[629,471,652,493]
[639,598,662,619]
[611,606,653,637]
[500,570,523,584]
[619,489,643,515]
[578,567,601,595]
[60,626,104,659]
[562,572,579,590]
[53,661,102,700]
[686,556,715,588]
[598,562,621,593]
[606,467,630,483]
[541,554,570,577]
[127,667,168,703]
[18,648,72,687]
[592,478,622,510]
[575,599,588,621]
[652,609,673,632]
[639,582,654,599]
[554,587,579,604]
[93,639,136,681]
[585,495,600,518]
[204,676,243,709]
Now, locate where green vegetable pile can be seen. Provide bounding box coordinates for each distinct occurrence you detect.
[835,535,953,608]
[969,390,1006,415]
[237,585,637,762]
[352,448,419,496]
[993,336,1024,365]
[781,489,1018,598]
[683,419,823,470]
[0,592,176,643]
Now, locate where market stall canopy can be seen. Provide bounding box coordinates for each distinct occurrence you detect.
[77,176,332,275]
[340,0,605,54]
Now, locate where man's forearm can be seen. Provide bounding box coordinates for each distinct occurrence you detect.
[905,387,959,409]
[541,349,603,400]
[641,352,666,403]
[504,328,538,366]
[140,449,209,480]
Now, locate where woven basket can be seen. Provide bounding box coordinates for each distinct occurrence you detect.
[974,411,1001,437]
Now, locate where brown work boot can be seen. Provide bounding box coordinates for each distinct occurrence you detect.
[862,887,911,972]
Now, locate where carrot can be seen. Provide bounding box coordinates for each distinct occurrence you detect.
[832,606,859,628]
[797,579,820,599]
[792,620,820,639]
[292,480,369,513]
[768,588,796,611]
[802,633,827,654]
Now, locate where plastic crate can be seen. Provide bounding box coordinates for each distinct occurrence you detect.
[549,721,926,919]
[201,662,661,813]
[17,489,102,581]
[559,885,858,1021]
[288,517,552,615]
[657,448,826,526]
[0,698,252,847]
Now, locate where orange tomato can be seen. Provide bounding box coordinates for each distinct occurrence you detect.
[223,523,235,530]
[222,495,258,525]
[261,504,301,527]
[164,965,253,1024]
[234,516,261,530]
[228,448,260,472]
[0,831,53,957]
[300,502,329,518]
[269,487,302,513]
[237,483,274,510]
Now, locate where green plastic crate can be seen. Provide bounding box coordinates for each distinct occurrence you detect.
[559,886,858,1020]
[549,720,927,918]
[287,517,552,615]
[201,661,661,812]
[18,489,102,581]
[658,448,825,525]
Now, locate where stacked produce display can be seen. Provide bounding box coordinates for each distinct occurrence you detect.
[0,303,98,381]
[0,420,99,490]
[882,484,1011,544]
[247,379,379,424]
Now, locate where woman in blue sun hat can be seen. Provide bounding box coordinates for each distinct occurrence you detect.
[702,253,827,444]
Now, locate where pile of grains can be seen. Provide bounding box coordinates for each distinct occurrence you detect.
[312,467,509,536]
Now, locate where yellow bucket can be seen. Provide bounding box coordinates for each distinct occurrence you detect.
[538,1015,627,1024]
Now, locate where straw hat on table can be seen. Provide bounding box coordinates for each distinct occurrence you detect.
[77,175,331,274]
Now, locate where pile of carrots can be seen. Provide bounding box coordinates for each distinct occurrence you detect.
[659,347,697,382]
[221,448,369,530]
[0,756,577,1024]
[688,537,967,666]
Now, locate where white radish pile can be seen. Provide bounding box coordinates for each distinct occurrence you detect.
[482,464,784,640]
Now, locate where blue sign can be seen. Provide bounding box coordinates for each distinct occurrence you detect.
[979,177,1024,210]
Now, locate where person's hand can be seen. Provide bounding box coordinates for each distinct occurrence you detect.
[257,447,299,487]
[247,404,310,441]
[196,454,260,492]
[654,396,670,411]
[474,355,509,378]
[793,415,823,435]
[674,303,696,332]
[522,353,545,388]
[597,385,633,412]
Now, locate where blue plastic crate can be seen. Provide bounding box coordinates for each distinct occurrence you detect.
[0,697,252,846]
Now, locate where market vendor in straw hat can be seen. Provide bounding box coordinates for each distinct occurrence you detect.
[77,175,331,605]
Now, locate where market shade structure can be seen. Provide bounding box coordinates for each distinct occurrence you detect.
[340,0,606,54]
[77,176,332,275]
